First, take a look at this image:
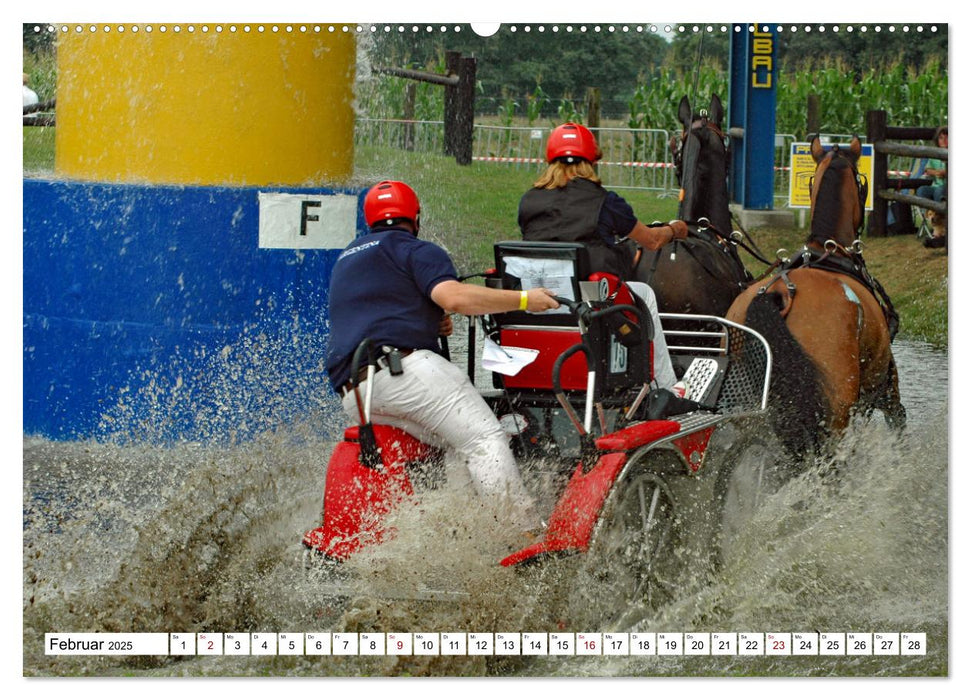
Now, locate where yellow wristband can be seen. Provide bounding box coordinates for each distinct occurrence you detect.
[519,290,529,311]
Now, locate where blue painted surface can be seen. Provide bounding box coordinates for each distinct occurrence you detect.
[729,24,778,210]
[23,179,366,442]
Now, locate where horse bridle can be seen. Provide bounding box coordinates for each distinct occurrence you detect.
[658,114,765,283]
[674,109,729,178]
[807,145,869,235]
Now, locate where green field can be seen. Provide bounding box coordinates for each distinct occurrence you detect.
[22,126,55,173]
[23,136,948,348]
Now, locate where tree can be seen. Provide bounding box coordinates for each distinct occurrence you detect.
[23,23,55,54]
[362,26,670,119]
[775,24,947,73]
[665,28,731,73]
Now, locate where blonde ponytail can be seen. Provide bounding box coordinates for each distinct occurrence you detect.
[533,160,601,190]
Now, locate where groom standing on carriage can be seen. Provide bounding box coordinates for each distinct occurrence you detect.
[326,180,561,540]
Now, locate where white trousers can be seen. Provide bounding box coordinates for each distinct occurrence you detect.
[627,282,677,390]
[340,349,540,531]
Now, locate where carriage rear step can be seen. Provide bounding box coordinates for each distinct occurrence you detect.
[680,356,726,405]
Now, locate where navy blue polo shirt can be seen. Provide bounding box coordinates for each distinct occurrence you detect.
[325,228,458,391]
[599,191,639,243]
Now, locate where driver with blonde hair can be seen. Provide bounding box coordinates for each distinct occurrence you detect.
[519,122,687,389]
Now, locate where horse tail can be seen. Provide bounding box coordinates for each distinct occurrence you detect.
[745,291,829,459]
[876,354,907,432]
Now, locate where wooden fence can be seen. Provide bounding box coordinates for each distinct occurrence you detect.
[374,51,476,166]
[866,109,947,237]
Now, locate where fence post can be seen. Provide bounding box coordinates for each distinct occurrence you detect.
[586,87,601,175]
[453,55,477,166]
[807,94,820,137]
[586,87,601,130]
[402,82,416,151]
[867,109,889,237]
[444,51,460,158]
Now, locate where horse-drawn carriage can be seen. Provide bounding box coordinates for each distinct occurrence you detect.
[650,94,903,456]
[301,95,904,618]
[301,239,776,613]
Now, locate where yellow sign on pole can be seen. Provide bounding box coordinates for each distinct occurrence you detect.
[788,142,874,210]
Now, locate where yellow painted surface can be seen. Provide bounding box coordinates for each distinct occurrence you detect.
[55,27,356,186]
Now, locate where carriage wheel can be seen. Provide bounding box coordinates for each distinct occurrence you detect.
[715,437,774,566]
[585,457,683,620]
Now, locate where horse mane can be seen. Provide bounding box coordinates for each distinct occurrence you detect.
[809,156,852,245]
[744,291,829,458]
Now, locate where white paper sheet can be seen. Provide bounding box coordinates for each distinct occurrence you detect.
[482,337,540,376]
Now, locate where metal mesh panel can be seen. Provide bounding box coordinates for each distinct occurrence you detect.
[354,120,853,202]
[595,127,674,193]
[355,118,446,154]
[681,357,720,401]
[716,324,769,414]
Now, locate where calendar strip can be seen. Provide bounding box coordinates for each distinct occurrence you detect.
[44,632,928,657]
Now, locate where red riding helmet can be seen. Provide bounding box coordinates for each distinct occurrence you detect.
[363,180,421,229]
[546,122,600,164]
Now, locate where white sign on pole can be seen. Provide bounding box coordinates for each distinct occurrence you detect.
[258,191,358,249]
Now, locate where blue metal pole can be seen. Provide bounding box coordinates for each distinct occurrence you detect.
[728,23,778,211]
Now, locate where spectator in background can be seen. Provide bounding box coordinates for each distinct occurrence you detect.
[917,126,948,203]
[918,126,947,249]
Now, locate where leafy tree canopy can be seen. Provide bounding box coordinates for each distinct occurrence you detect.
[364,27,670,105]
[23,23,55,53]
[666,23,948,74]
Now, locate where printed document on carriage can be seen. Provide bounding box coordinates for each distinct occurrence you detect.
[503,256,575,313]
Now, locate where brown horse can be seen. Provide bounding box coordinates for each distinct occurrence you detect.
[726,136,906,458]
[635,94,751,317]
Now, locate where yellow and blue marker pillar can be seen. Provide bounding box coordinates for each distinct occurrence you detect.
[24,26,362,440]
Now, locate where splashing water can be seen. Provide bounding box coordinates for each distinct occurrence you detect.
[22,340,947,677]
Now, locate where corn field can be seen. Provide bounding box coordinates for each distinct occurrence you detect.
[775,58,948,139]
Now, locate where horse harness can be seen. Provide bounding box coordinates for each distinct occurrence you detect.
[756,241,899,341]
[759,142,897,338]
[641,218,751,291]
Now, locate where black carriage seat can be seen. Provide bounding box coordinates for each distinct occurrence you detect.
[485,241,653,407]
